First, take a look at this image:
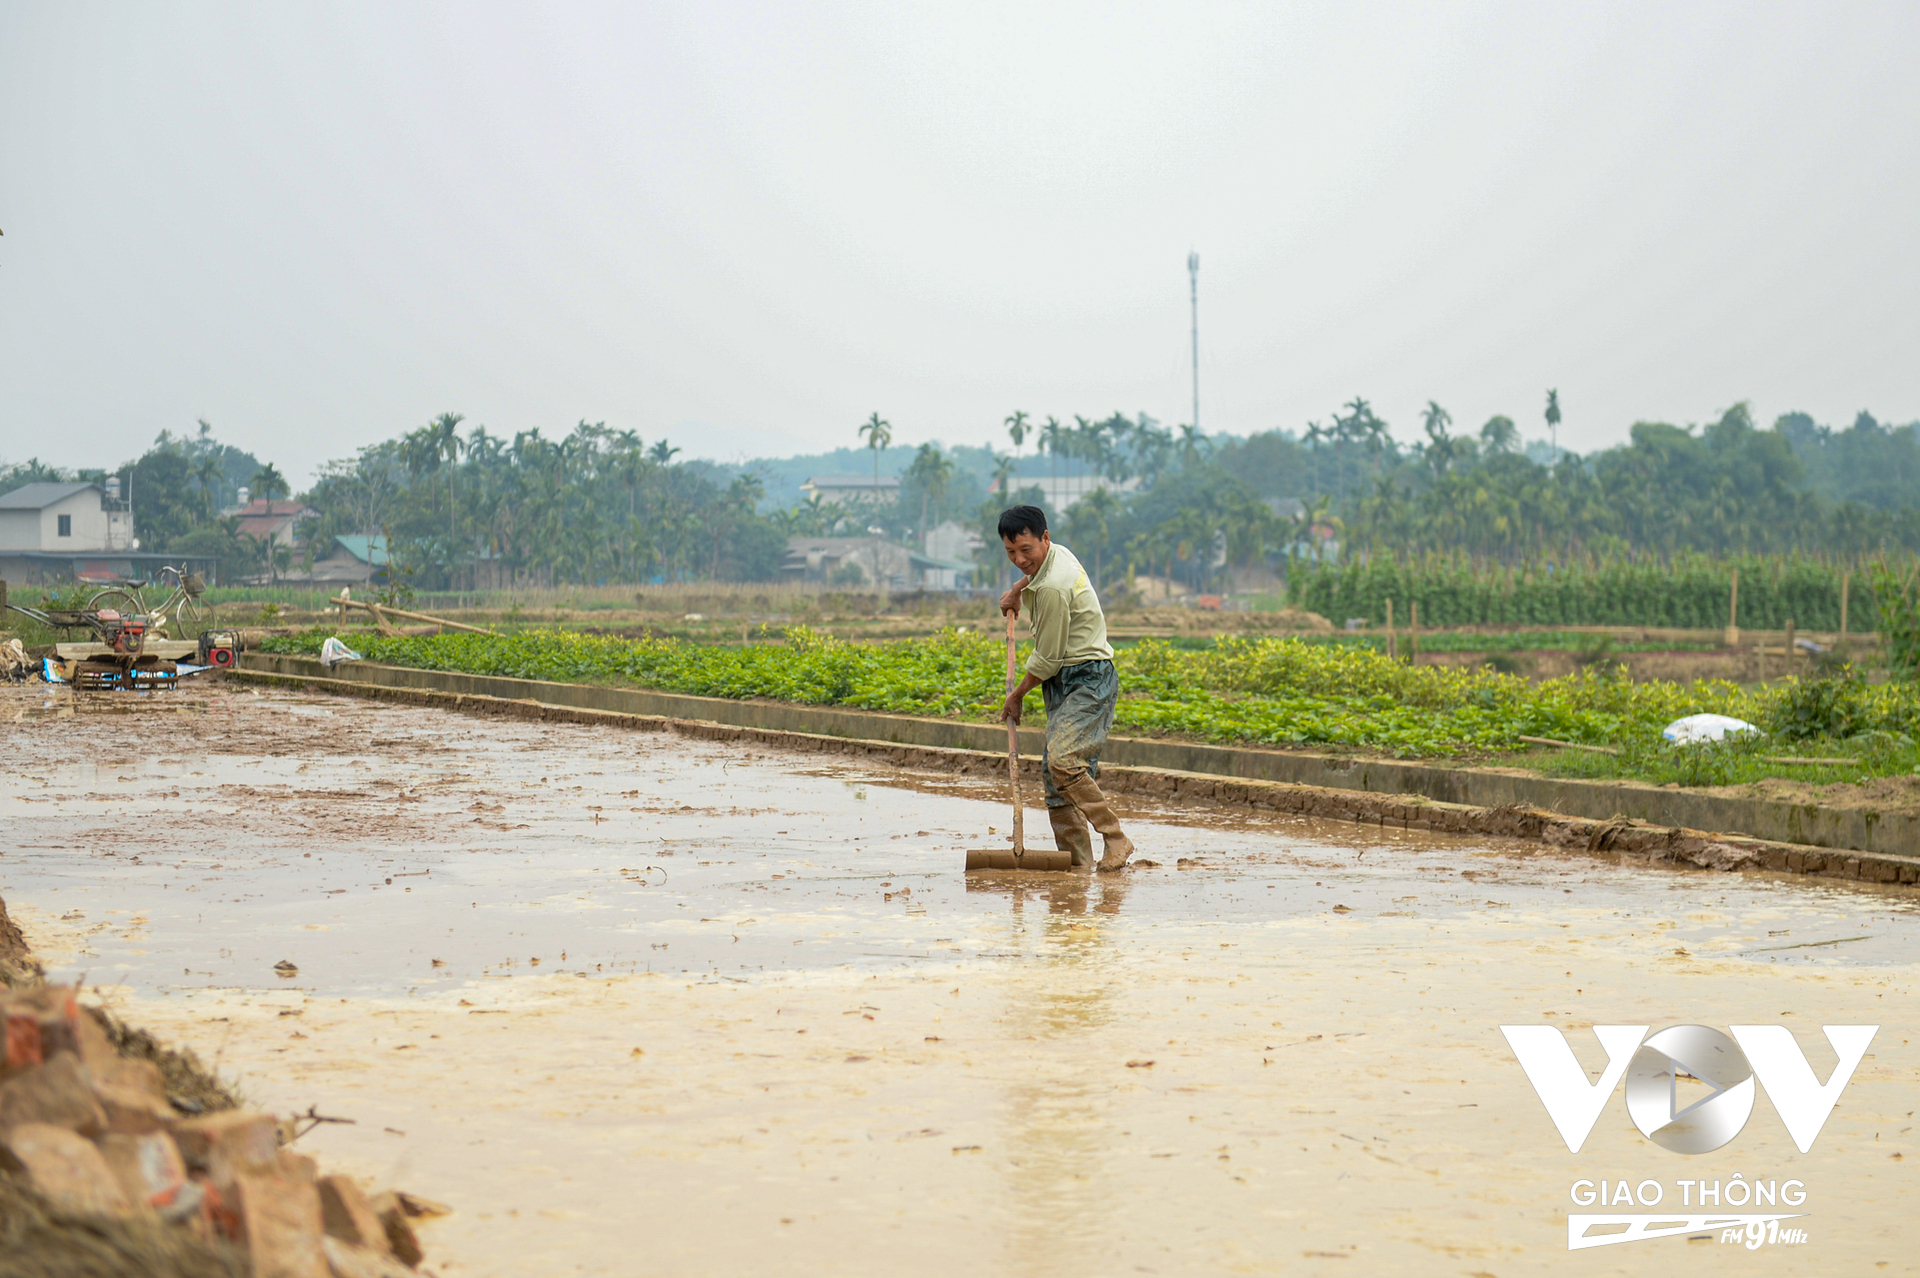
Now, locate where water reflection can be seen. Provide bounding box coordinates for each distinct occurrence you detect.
[962,869,1136,1266]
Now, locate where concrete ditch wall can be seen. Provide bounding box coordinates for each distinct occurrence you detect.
[236,651,1920,873]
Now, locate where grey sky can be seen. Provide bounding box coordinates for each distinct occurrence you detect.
[2,2,1916,486]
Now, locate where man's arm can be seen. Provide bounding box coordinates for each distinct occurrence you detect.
[1001,671,1042,724]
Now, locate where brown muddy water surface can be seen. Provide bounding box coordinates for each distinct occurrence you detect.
[2,682,1917,1276]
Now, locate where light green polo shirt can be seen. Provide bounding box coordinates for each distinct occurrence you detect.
[1020,542,1113,681]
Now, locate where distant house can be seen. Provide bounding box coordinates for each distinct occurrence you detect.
[985,474,1138,513]
[300,536,390,585]
[781,536,972,591]
[0,482,134,553]
[924,519,983,567]
[0,480,203,584]
[799,475,901,507]
[231,499,318,551]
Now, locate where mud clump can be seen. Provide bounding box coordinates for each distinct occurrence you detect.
[0,899,442,1276]
[0,897,34,986]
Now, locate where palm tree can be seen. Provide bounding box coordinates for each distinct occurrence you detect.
[648,439,681,465]
[1421,401,1454,477]
[990,452,1018,502]
[1071,415,1097,505]
[858,412,892,506]
[1132,421,1173,489]
[429,411,465,553]
[194,453,224,520]
[1036,416,1061,501]
[1004,411,1029,469]
[1303,420,1327,495]
[249,462,290,502]
[1545,389,1562,467]
[1177,423,1206,470]
[905,443,954,544]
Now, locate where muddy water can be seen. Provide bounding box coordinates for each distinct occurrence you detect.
[3,683,1917,1275]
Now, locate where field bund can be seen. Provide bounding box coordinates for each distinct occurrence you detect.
[234,652,1920,883]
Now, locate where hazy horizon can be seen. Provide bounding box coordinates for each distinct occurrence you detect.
[4,2,1916,487]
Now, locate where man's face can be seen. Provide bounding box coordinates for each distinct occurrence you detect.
[1003,529,1050,577]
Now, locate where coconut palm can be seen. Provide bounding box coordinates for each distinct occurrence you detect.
[1303,420,1328,495]
[194,453,224,519]
[990,452,1018,501]
[1177,423,1207,470]
[248,462,290,502]
[858,412,892,505]
[1040,416,1063,499]
[1005,411,1030,466]
[429,411,466,550]
[1421,401,1455,477]
[1545,389,1562,467]
[904,443,954,544]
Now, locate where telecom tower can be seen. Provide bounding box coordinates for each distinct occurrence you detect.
[1187,251,1200,431]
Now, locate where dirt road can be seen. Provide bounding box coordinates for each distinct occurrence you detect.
[3,682,1915,1275]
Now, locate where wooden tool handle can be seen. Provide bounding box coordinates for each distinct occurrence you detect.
[1005,612,1024,855]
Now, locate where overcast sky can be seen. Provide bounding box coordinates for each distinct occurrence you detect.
[2,2,1916,486]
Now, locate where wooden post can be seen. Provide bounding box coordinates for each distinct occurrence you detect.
[1410,601,1420,664]
[1840,570,1850,639]
[1755,638,1765,683]
[1725,567,1740,648]
[1385,598,1396,660]
[1786,618,1796,667]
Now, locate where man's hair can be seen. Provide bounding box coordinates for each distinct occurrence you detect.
[997,505,1048,541]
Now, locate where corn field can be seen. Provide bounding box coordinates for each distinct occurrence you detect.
[1286,552,1884,631]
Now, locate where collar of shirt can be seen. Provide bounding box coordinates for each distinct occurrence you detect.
[1023,543,1060,595]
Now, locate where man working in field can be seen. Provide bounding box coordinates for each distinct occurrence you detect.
[997,504,1136,872]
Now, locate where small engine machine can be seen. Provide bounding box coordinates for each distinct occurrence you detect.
[197,630,240,668]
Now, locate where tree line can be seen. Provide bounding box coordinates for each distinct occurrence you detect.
[6,397,1918,593]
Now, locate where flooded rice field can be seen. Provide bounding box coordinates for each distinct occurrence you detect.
[3,682,1916,1276]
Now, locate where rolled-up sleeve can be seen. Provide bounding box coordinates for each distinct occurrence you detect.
[1023,586,1068,681]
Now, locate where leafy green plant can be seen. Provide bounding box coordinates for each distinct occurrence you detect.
[255,628,1740,758]
[1767,665,1868,741]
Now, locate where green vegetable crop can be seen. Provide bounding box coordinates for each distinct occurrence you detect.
[261,626,1920,773]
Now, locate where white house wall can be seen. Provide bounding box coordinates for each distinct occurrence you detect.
[0,493,112,552]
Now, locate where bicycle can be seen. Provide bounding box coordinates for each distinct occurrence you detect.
[88,565,213,638]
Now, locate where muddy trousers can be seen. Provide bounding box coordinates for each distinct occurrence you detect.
[1041,660,1129,868]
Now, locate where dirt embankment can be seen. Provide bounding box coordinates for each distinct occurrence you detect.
[0,895,32,983]
[0,895,438,1278]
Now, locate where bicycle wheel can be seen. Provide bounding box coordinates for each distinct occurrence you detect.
[87,588,145,617]
[172,594,211,635]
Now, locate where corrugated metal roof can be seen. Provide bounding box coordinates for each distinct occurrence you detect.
[332,535,390,565]
[0,482,95,510]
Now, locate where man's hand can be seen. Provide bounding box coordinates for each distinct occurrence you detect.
[1001,672,1040,725]
[999,579,1029,617]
